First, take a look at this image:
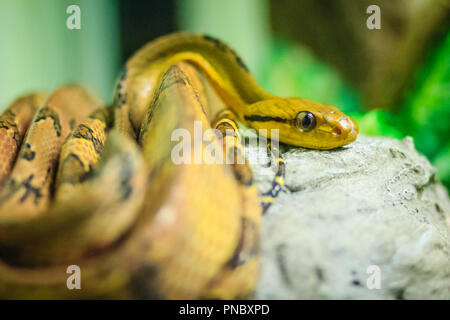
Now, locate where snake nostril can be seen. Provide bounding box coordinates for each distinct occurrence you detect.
[333,127,342,136]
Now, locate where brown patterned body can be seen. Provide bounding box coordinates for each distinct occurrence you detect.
[0,33,357,299]
[0,64,260,299]
[0,94,43,188]
[0,86,100,220]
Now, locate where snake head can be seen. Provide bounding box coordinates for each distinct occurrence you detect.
[244,97,359,149]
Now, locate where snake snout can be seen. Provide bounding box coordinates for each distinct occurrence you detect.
[336,116,358,142]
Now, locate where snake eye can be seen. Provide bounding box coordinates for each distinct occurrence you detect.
[295,111,316,132]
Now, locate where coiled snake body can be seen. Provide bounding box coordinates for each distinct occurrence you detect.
[0,33,358,299]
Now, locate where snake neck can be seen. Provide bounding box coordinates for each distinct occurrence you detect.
[121,33,275,131]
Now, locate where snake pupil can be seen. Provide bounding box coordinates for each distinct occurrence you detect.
[296,111,316,132]
[302,114,311,128]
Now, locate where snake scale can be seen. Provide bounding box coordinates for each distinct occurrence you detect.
[0,33,358,299]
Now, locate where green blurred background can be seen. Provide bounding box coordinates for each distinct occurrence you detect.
[0,0,448,192]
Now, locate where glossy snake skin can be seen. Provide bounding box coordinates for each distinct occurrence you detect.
[0,33,358,299]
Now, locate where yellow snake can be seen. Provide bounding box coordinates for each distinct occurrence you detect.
[0,33,358,299]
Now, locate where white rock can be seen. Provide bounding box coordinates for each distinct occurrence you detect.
[246,134,450,299]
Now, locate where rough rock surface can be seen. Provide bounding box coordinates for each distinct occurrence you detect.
[244,133,450,299]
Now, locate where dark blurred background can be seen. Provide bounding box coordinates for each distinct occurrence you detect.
[0,0,449,191]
